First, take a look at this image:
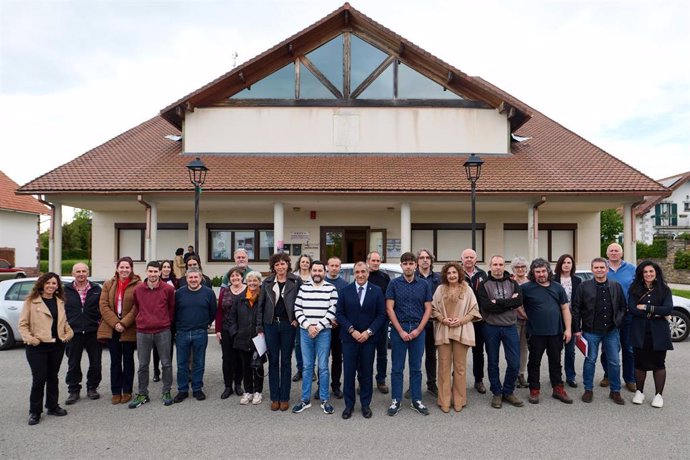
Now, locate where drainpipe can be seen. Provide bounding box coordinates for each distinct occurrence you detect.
[528,196,547,261]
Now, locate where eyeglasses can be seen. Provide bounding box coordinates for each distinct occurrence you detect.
[418,256,431,260]
[514,265,527,269]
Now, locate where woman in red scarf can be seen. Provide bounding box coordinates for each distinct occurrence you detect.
[229,271,264,405]
[98,257,142,404]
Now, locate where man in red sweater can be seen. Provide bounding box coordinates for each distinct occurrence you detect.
[129,261,176,408]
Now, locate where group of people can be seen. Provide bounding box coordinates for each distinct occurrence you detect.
[17,243,673,425]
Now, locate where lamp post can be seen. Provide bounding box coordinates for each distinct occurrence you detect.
[463,154,484,251]
[186,157,209,257]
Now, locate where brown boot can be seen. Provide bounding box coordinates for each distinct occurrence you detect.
[581,390,593,403]
[552,385,573,404]
[609,391,625,405]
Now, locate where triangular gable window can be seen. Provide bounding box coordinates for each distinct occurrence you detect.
[231,33,463,101]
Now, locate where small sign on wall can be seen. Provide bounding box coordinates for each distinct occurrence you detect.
[387,238,401,259]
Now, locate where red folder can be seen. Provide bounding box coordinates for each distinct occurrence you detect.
[575,335,588,357]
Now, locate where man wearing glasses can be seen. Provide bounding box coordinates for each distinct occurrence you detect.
[413,249,441,398]
[511,256,530,388]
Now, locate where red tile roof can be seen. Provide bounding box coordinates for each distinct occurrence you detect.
[635,171,690,215]
[0,170,49,214]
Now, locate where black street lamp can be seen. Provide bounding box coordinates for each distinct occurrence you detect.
[186,157,209,256]
[463,154,484,251]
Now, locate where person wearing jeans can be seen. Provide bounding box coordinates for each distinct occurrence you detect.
[385,252,433,416]
[292,261,338,415]
[572,257,629,405]
[173,267,217,403]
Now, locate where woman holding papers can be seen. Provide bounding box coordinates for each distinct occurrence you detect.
[229,271,264,405]
[628,261,673,408]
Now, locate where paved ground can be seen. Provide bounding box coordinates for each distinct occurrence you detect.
[1,338,688,459]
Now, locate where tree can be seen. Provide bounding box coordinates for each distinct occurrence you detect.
[600,208,623,243]
[40,209,92,259]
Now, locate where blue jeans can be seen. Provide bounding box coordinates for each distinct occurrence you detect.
[175,329,208,393]
[264,320,295,402]
[583,329,621,391]
[564,336,576,383]
[601,314,635,383]
[300,328,331,402]
[484,324,519,396]
[390,322,425,401]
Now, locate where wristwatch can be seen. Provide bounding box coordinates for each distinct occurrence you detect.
[348,326,355,334]
[366,329,373,336]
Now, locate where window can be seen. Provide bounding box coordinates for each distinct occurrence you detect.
[232,63,295,99]
[116,224,145,261]
[503,224,577,262]
[5,281,33,301]
[684,202,690,212]
[116,223,189,262]
[206,224,274,262]
[411,224,485,262]
[655,203,678,226]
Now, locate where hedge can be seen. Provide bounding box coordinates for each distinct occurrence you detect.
[40,260,92,276]
[636,239,667,259]
[674,251,690,270]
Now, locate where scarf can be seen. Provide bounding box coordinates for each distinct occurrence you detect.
[115,277,130,318]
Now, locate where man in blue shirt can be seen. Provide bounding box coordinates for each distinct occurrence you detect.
[599,243,637,392]
[521,258,573,405]
[385,252,432,416]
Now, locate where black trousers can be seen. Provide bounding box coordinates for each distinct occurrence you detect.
[220,329,243,387]
[330,325,342,390]
[472,320,486,382]
[26,342,65,414]
[424,323,437,385]
[527,334,564,390]
[107,332,135,395]
[238,350,264,394]
[65,331,102,393]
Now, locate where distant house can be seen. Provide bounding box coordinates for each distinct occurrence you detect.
[0,170,49,275]
[17,4,667,278]
[635,171,690,243]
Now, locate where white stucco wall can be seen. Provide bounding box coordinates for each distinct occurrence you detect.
[184,106,510,154]
[0,210,40,267]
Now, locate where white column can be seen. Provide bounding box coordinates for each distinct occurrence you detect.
[53,202,63,274]
[274,202,284,252]
[623,203,635,262]
[150,202,158,261]
[400,202,411,253]
[527,205,536,262]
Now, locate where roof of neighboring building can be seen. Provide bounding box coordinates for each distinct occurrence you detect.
[0,170,49,215]
[635,171,690,216]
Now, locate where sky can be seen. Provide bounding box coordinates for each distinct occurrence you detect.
[1,0,689,194]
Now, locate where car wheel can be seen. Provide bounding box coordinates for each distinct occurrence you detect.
[669,309,689,343]
[0,320,16,350]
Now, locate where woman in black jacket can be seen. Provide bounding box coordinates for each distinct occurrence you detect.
[230,271,264,406]
[628,261,673,408]
[554,254,582,388]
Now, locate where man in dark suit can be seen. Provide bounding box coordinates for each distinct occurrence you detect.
[335,262,386,419]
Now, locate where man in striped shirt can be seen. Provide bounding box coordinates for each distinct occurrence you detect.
[292,260,339,415]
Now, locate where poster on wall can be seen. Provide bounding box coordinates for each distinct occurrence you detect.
[282,244,291,255]
[291,244,302,257]
[387,239,401,259]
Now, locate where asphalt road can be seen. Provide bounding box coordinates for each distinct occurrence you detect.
[1,338,688,459]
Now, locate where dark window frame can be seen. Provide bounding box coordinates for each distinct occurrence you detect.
[115,223,188,262]
[206,223,274,262]
[503,223,578,262]
[411,223,486,263]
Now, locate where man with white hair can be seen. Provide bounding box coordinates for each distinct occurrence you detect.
[461,248,488,394]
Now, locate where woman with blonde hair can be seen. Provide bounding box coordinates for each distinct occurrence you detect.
[431,261,481,413]
[19,272,74,425]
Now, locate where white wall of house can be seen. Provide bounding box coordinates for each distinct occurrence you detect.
[184,107,510,155]
[91,207,600,279]
[0,210,40,268]
[636,180,690,243]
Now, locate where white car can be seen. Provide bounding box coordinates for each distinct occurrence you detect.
[0,276,103,350]
[339,263,403,283]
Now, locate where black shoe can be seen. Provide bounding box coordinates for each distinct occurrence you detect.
[427,382,438,397]
[153,374,161,383]
[377,382,389,394]
[28,413,40,425]
[65,392,80,405]
[362,406,373,418]
[292,370,303,382]
[193,390,206,401]
[47,406,68,416]
[86,388,100,400]
[234,384,243,396]
[566,380,578,388]
[342,407,353,419]
[332,387,344,399]
[221,387,233,399]
[173,392,188,403]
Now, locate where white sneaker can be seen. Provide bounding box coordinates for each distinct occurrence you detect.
[651,393,663,408]
[240,393,252,405]
[252,392,263,405]
[632,390,644,405]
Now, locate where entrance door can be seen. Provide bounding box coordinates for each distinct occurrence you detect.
[320,226,369,262]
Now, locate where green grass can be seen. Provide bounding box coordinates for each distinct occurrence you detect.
[40,260,91,276]
[672,289,690,299]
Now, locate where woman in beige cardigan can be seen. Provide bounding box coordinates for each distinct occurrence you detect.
[432,261,481,413]
[19,272,74,425]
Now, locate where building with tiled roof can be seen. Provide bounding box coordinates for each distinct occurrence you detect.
[1,170,47,272]
[18,3,667,277]
[635,171,690,243]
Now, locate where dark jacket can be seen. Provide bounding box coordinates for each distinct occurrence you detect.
[464,267,487,294]
[477,271,523,326]
[628,284,674,351]
[571,278,626,333]
[228,293,260,352]
[256,273,301,333]
[63,281,102,333]
[335,282,386,343]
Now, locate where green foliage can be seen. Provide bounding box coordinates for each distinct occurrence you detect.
[636,239,667,259]
[677,232,690,240]
[600,209,623,244]
[39,209,93,260]
[211,276,223,287]
[674,250,690,270]
[40,260,91,276]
